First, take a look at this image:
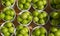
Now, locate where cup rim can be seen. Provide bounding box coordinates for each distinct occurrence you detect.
[0,21,15,36]
[50,0,60,10]
[49,10,60,26]
[1,7,16,22]
[17,10,32,26]
[31,26,47,36]
[33,10,49,26]
[31,0,48,11]
[17,0,31,11]
[1,0,16,8]
[15,25,30,36]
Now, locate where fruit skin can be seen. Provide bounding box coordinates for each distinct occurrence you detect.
[0,13,5,19]
[1,27,8,34]
[33,28,40,36]
[50,12,59,19]
[33,17,39,22]
[8,27,14,33]
[49,33,54,36]
[51,27,57,33]
[33,11,39,17]
[38,19,45,24]
[19,4,23,10]
[5,22,13,28]
[32,0,38,3]
[40,27,46,34]
[55,31,60,36]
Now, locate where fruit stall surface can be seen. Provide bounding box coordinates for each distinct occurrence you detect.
[0,0,60,36]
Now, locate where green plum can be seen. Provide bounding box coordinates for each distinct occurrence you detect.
[49,33,54,36]
[32,0,38,3]
[37,1,43,6]
[33,11,39,17]
[21,20,28,24]
[40,27,46,34]
[0,13,5,19]
[8,27,14,33]
[33,17,39,22]
[4,32,10,36]
[1,27,8,33]
[19,4,23,10]
[51,27,57,33]
[5,1,11,7]
[55,31,60,36]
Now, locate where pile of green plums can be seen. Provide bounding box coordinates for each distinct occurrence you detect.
[51,0,60,9]
[49,27,60,36]
[32,0,47,10]
[17,11,32,25]
[32,10,48,25]
[2,0,15,7]
[16,25,29,36]
[1,7,15,21]
[1,22,15,36]
[32,27,47,36]
[18,0,31,10]
[50,11,60,25]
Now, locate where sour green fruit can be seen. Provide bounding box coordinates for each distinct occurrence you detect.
[51,27,57,33]
[33,11,39,17]
[8,27,14,33]
[49,33,54,36]
[0,13,5,19]
[40,27,46,34]
[33,17,39,22]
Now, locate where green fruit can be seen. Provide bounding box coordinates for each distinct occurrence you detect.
[1,27,8,33]
[4,32,10,36]
[34,28,40,36]
[5,1,11,6]
[27,15,32,21]
[9,27,14,33]
[4,15,13,21]
[23,27,28,32]
[5,22,13,27]
[21,20,28,24]
[20,29,27,34]
[24,33,29,36]
[40,27,46,34]
[10,10,15,16]
[32,0,38,3]
[17,25,23,31]
[27,0,32,2]
[51,19,59,25]
[10,0,14,3]
[38,13,44,18]
[41,12,47,17]
[5,10,11,15]
[33,11,39,17]
[50,12,59,19]
[17,17,23,22]
[21,13,28,19]
[43,0,47,5]
[38,6,44,10]
[33,17,39,22]
[33,4,37,9]
[24,12,30,16]
[55,31,60,36]
[24,3,30,9]
[0,13,5,19]
[19,4,23,10]
[51,27,57,33]
[17,34,23,36]
[40,34,45,36]
[38,19,45,24]
[49,33,54,36]
[37,1,43,6]
[20,0,26,4]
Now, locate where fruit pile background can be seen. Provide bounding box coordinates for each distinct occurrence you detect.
[0,0,58,36]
